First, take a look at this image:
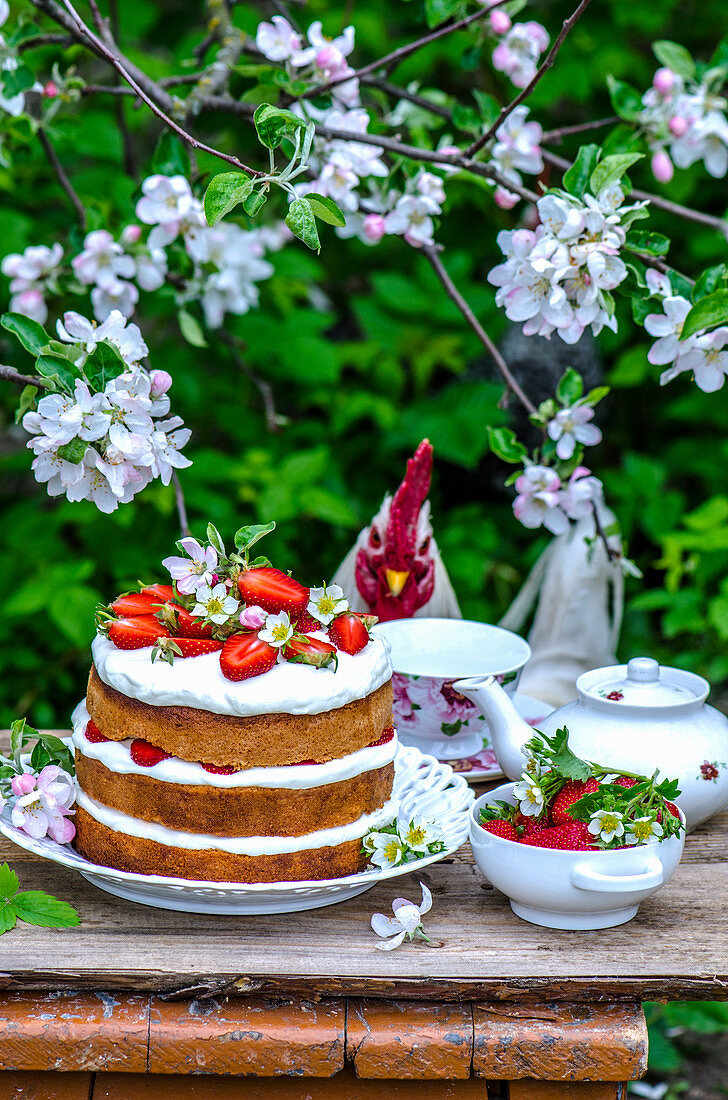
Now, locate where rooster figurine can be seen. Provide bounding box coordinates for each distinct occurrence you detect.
[332,439,462,622]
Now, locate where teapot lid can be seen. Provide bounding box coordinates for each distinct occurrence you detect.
[578,657,708,708]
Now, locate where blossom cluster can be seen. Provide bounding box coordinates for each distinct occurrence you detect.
[488,185,644,344]
[639,66,728,183]
[1,244,63,326]
[256,17,359,106]
[513,465,603,536]
[22,310,190,513]
[363,815,444,870]
[0,1,42,119]
[491,20,550,89]
[0,719,77,844]
[644,268,728,392]
[487,105,543,209]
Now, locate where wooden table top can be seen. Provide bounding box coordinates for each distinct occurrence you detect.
[1,731,726,1003]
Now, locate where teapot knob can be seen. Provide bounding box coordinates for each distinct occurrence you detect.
[627,656,660,682]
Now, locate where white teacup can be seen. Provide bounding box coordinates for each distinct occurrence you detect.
[373,618,531,759]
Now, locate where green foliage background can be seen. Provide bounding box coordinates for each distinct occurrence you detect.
[2,0,728,729]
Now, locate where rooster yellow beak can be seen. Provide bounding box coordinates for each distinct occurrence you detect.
[385,569,410,597]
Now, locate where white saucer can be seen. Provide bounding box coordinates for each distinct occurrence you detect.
[439,693,554,781]
[0,745,474,915]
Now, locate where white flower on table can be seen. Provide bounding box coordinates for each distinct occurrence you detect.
[588,809,625,844]
[397,816,442,854]
[371,882,432,951]
[162,537,218,596]
[192,582,239,626]
[625,816,664,845]
[259,611,294,648]
[307,584,349,626]
[513,772,545,817]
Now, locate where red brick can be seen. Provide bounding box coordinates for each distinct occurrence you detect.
[347,999,473,1079]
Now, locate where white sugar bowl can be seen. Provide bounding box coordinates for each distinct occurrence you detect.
[470,784,686,930]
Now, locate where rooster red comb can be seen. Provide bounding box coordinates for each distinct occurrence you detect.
[386,439,433,568]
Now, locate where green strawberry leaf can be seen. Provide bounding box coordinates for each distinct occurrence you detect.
[11,891,80,929]
[0,902,17,935]
[0,863,20,899]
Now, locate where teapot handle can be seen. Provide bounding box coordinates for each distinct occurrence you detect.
[570,857,663,893]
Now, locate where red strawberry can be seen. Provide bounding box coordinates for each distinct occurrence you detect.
[108,615,170,650]
[237,567,309,617]
[85,719,109,744]
[156,602,214,639]
[551,778,599,825]
[613,776,638,789]
[368,726,395,748]
[219,632,278,681]
[111,591,166,617]
[295,610,322,633]
[130,739,171,767]
[665,800,680,818]
[142,583,176,602]
[520,822,595,850]
[202,763,238,774]
[328,612,369,655]
[481,819,519,841]
[515,812,550,837]
[162,637,223,659]
[284,634,338,670]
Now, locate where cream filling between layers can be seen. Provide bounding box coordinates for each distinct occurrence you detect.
[76,788,398,855]
[72,700,398,790]
[91,632,392,717]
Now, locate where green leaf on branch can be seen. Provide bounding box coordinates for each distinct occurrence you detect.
[1,313,49,356]
[487,426,528,464]
[590,152,643,195]
[203,171,253,227]
[253,103,306,150]
[15,384,39,424]
[624,229,671,257]
[305,193,346,227]
[425,0,464,27]
[234,521,276,551]
[2,64,35,98]
[178,309,208,348]
[56,438,88,465]
[653,40,696,81]
[562,144,600,199]
[452,104,481,133]
[693,264,728,302]
[83,341,126,391]
[680,291,728,340]
[35,354,81,394]
[244,190,267,216]
[151,132,191,177]
[556,368,584,406]
[606,75,643,122]
[285,197,320,252]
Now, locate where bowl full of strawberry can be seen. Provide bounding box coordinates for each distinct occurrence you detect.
[469,728,686,929]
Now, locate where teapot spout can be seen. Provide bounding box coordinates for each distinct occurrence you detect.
[452,675,533,780]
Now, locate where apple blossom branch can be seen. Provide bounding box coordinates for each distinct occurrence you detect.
[465,0,595,157]
[0,366,53,390]
[37,130,87,228]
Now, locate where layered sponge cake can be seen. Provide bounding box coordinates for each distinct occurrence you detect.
[72,525,396,882]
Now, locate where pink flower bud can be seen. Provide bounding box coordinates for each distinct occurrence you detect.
[150,369,172,397]
[121,224,142,245]
[240,605,267,630]
[668,115,688,137]
[11,772,36,797]
[362,214,386,243]
[494,186,518,210]
[42,81,58,98]
[489,10,511,34]
[653,67,676,96]
[651,150,674,183]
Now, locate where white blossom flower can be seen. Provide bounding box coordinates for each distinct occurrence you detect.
[588,808,625,844]
[639,71,728,181]
[135,248,168,291]
[307,584,349,625]
[415,171,447,206]
[255,15,302,61]
[547,404,602,460]
[92,276,139,321]
[55,309,148,365]
[2,243,63,324]
[365,830,407,870]
[645,296,692,365]
[192,582,239,625]
[72,229,136,287]
[625,816,664,845]
[259,611,294,648]
[513,465,569,535]
[162,537,218,595]
[397,816,442,854]
[135,174,206,251]
[560,466,603,521]
[150,417,192,484]
[492,22,549,88]
[371,882,432,951]
[293,21,359,104]
[384,194,439,248]
[513,771,545,816]
[489,106,543,203]
[10,766,76,843]
[663,328,728,392]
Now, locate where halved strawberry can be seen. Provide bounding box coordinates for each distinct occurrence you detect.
[142,583,176,602]
[520,822,595,850]
[237,567,309,617]
[295,610,322,633]
[85,719,109,744]
[130,739,171,767]
[165,605,214,639]
[481,820,519,841]
[202,763,238,774]
[111,591,166,617]
[158,636,223,659]
[328,612,369,655]
[108,615,170,650]
[551,778,599,825]
[368,726,395,748]
[284,634,338,670]
[219,632,278,681]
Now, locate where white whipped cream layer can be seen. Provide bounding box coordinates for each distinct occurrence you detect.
[76,788,398,855]
[72,699,397,790]
[91,631,391,717]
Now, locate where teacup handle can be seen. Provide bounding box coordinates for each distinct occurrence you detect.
[570,857,663,893]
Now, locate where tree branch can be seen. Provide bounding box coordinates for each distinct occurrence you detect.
[37,129,87,228]
[0,366,53,390]
[466,0,594,156]
[18,32,73,51]
[423,246,536,416]
[359,75,453,120]
[540,115,618,143]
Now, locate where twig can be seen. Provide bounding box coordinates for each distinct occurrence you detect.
[466,0,594,156]
[171,471,191,538]
[87,0,106,33]
[540,116,618,143]
[217,330,281,434]
[360,76,453,120]
[0,366,53,390]
[108,0,138,179]
[37,129,87,228]
[423,245,536,416]
[592,501,621,565]
[18,32,73,51]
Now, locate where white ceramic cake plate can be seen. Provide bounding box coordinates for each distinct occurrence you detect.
[0,745,474,915]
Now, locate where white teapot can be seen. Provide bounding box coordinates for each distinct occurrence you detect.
[454,657,728,830]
